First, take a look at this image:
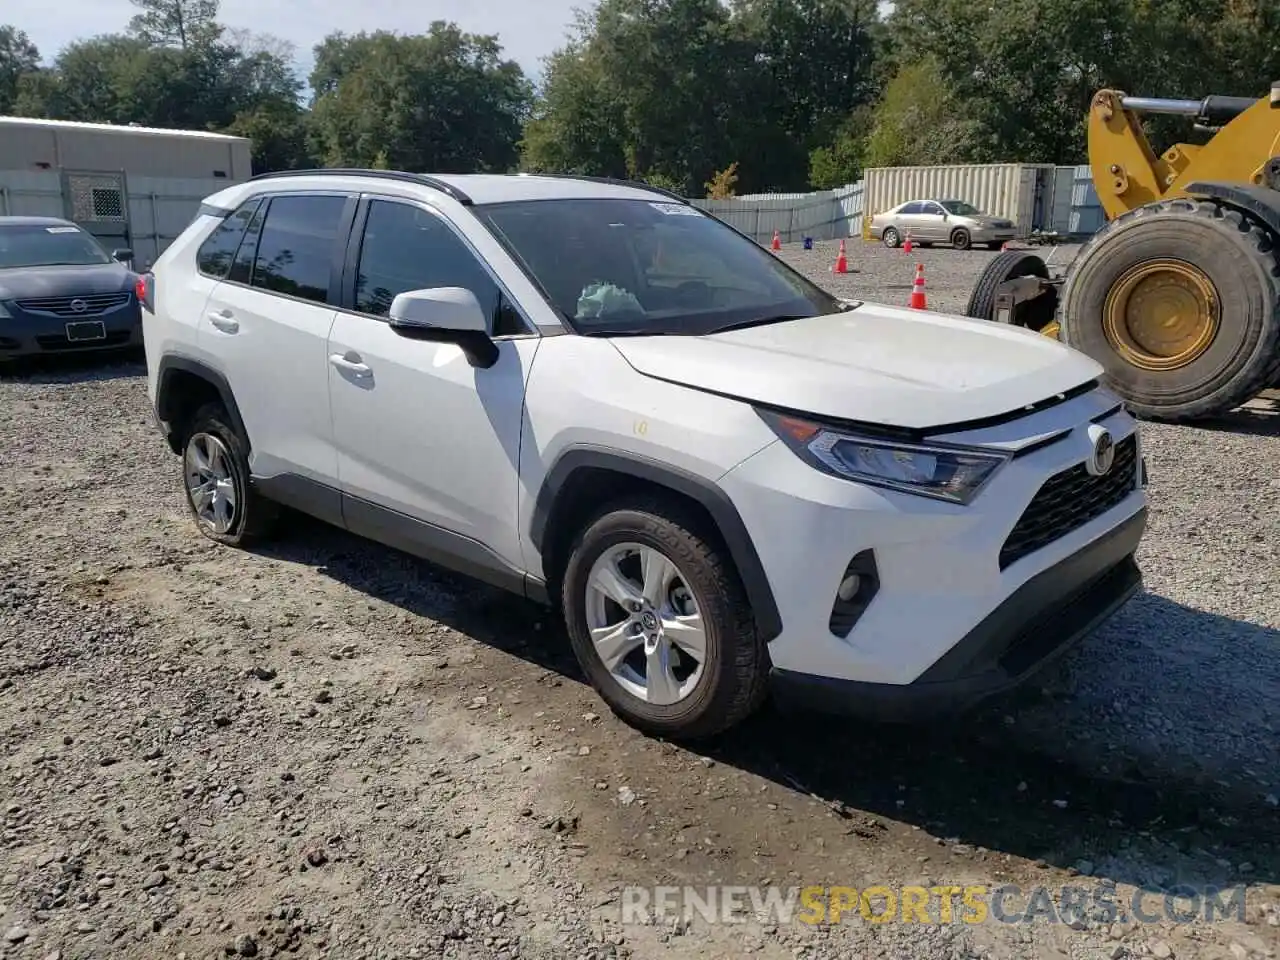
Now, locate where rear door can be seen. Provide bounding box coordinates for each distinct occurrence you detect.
[198,191,357,484]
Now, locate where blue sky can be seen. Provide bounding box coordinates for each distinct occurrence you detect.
[11,0,583,85]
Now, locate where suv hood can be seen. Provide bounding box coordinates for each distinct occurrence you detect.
[609,305,1103,431]
[0,263,133,301]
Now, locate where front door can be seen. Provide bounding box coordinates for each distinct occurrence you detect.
[326,196,540,573]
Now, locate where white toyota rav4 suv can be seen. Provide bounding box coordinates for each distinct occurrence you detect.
[139,169,1148,740]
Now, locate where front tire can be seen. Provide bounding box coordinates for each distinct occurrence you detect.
[560,498,768,740]
[1058,199,1280,422]
[951,228,972,250]
[180,402,277,546]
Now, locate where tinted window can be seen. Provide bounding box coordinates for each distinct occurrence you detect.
[228,203,265,285]
[355,200,501,325]
[478,198,844,336]
[899,202,923,215]
[251,195,347,304]
[924,203,945,215]
[196,200,260,278]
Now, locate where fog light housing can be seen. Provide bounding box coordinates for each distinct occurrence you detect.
[829,550,880,639]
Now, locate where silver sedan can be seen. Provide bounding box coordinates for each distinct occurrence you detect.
[868,199,1017,250]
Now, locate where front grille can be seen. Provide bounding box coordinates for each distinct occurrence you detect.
[16,292,131,317]
[1000,434,1138,570]
[35,331,133,351]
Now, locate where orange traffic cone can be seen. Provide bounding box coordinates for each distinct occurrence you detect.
[909,263,927,310]
[903,231,914,254]
[832,239,848,274]
[771,230,781,251]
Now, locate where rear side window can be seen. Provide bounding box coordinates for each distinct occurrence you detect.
[250,195,347,305]
[196,199,261,279]
[899,202,923,215]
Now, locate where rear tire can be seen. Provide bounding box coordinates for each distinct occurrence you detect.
[560,497,768,740]
[964,251,1056,331]
[882,227,901,249]
[180,402,277,546]
[951,228,972,250]
[1058,199,1280,422]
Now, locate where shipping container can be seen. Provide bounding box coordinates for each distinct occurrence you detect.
[0,116,252,268]
[861,163,1057,239]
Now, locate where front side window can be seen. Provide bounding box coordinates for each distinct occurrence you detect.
[354,199,502,325]
[250,195,347,304]
[477,198,847,336]
[0,222,112,269]
[940,200,982,216]
[196,200,260,279]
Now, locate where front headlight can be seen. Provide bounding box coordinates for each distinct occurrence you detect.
[759,410,1010,505]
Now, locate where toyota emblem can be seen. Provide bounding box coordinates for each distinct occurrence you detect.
[69,299,88,313]
[1085,424,1116,476]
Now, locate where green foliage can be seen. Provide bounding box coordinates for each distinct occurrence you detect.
[860,58,981,167]
[7,0,1280,191]
[127,0,220,49]
[307,25,533,174]
[0,25,39,114]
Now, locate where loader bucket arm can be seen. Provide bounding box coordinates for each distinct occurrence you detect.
[1088,88,1280,221]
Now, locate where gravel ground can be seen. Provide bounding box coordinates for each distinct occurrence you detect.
[1,238,1278,960]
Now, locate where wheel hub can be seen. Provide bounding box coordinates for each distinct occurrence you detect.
[584,544,706,706]
[1102,259,1219,370]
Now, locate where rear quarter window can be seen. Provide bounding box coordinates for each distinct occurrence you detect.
[196,199,262,279]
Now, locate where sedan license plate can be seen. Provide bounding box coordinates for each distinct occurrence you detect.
[65,320,107,342]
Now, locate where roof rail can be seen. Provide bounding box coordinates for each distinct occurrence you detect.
[246,168,473,205]
[521,173,690,204]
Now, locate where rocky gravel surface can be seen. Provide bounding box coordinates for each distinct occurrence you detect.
[1,239,1278,959]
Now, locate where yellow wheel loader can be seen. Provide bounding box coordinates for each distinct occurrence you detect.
[964,83,1280,422]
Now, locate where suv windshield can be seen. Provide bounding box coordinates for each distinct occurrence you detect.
[476,198,849,335]
[0,223,112,268]
[940,200,982,217]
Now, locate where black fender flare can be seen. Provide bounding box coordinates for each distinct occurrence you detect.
[1185,181,1280,236]
[530,445,783,641]
[154,354,249,454]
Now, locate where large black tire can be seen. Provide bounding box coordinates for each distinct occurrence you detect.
[964,251,1057,331]
[180,402,278,546]
[1058,199,1280,423]
[559,496,768,740]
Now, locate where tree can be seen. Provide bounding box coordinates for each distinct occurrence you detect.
[0,25,40,114]
[128,0,220,49]
[522,0,881,194]
[309,25,533,173]
[704,161,739,198]
[861,57,982,167]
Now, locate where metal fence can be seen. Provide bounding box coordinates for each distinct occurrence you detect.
[693,182,865,244]
[696,165,1107,243]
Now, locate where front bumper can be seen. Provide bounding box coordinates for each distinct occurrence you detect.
[0,299,142,359]
[770,507,1145,722]
[971,226,1017,243]
[717,386,1148,721]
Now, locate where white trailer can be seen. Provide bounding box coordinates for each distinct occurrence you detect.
[0,116,253,268]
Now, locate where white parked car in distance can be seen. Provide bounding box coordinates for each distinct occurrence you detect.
[138,168,1149,739]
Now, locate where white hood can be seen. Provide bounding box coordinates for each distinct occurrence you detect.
[609,305,1104,431]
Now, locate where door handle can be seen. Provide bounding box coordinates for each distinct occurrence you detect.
[329,353,371,377]
[207,311,238,333]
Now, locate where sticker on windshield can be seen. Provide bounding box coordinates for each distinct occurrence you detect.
[649,202,701,216]
[45,226,80,233]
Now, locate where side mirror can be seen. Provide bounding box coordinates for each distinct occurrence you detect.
[111,248,134,263]
[387,286,498,368]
